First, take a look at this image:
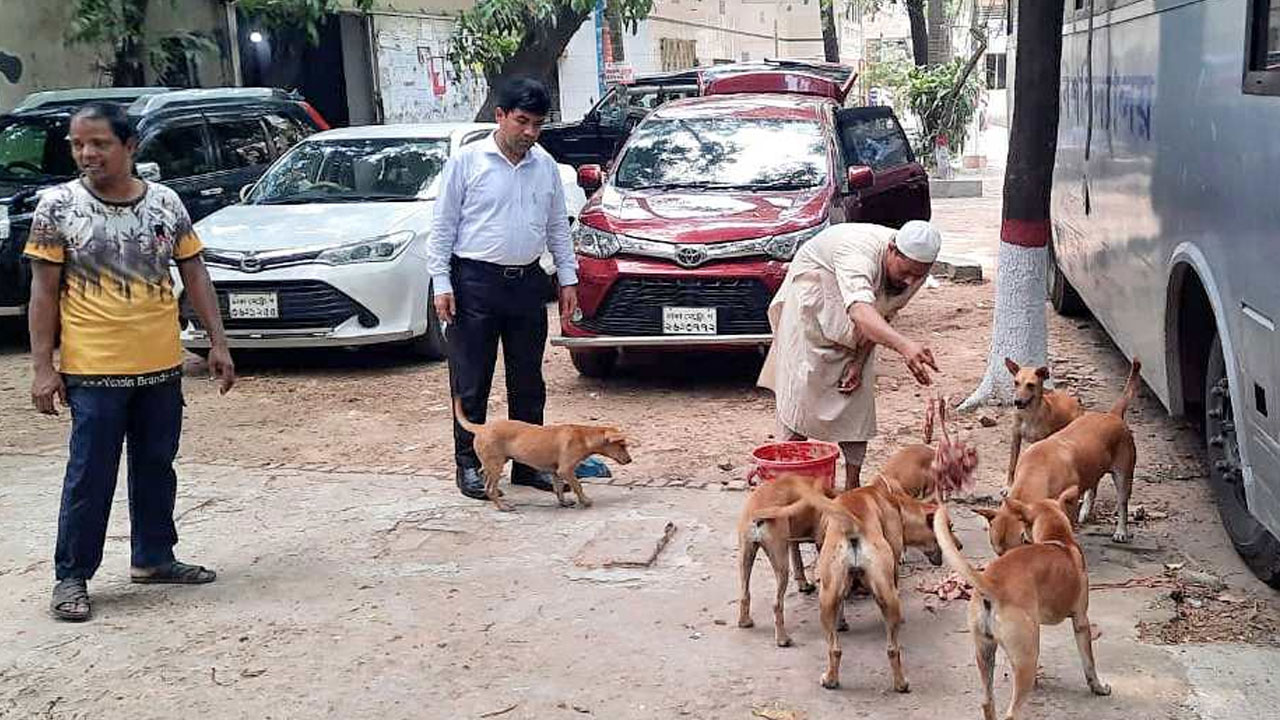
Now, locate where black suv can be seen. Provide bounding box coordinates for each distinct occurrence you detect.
[0,87,326,314]
[539,69,700,169]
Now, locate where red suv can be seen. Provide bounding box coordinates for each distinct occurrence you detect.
[552,63,931,377]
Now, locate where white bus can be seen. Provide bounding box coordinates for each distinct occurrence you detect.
[1051,0,1280,586]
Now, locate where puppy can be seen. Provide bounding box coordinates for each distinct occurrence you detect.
[453,398,632,511]
[978,359,1140,554]
[935,489,1111,720]
[736,473,833,647]
[1005,358,1084,487]
[752,481,946,692]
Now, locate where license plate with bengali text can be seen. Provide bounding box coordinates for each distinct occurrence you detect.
[662,307,717,335]
[228,292,279,319]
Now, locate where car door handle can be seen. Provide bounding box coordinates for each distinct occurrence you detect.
[199,187,225,197]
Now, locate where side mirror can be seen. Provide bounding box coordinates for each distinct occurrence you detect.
[239,184,255,203]
[847,165,875,191]
[577,164,603,193]
[136,162,161,181]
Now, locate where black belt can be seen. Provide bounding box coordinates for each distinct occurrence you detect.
[452,256,541,279]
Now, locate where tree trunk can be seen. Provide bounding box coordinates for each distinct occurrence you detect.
[606,0,626,62]
[927,0,950,65]
[474,5,591,121]
[820,0,840,63]
[113,0,149,86]
[906,0,929,67]
[960,0,1066,411]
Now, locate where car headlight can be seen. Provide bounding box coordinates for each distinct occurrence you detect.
[572,223,621,258]
[316,230,415,265]
[763,221,829,261]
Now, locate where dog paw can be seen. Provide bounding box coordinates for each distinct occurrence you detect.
[1111,530,1131,544]
[738,617,754,629]
[798,582,816,595]
[1091,682,1112,696]
[894,681,910,694]
[496,503,516,513]
[820,674,839,690]
[579,498,594,508]
[558,498,577,508]
[836,619,850,633]
[776,636,793,648]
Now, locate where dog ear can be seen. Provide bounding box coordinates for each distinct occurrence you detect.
[604,431,628,445]
[973,507,999,523]
[1005,498,1033,522]
[1004,357,1020,375]
[1035,366,1050,381]
[1056,486,1081,508]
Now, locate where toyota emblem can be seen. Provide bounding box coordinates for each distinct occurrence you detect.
[239,253,262,273]
[674,245,707,268]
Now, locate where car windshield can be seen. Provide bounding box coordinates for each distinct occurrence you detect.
[250,137,449,204]
[613,116,829,190]
[0,117,77,181]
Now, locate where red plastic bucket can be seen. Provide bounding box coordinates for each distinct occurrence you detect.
[748,441,840,491]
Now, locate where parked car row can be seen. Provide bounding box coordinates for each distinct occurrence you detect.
[176,123,585,359]
[1,60,928,375]
[0,86,329,315]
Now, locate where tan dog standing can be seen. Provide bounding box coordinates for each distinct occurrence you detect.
[736,473,832,647]
[751,481,946,692]
[978,359,1140,554]
[452,398,632,511]
[874,444,935,498]
[1005,358,1084,487]
[935,489,1111,720]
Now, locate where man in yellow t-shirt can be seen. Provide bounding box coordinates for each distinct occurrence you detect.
[25,102,235,622]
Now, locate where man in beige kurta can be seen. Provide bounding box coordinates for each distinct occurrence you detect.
[759,221,942,489]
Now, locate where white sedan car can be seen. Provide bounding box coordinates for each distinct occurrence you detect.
[177,123,585,358]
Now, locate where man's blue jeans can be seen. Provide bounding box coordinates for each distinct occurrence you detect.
[55,380,183,581]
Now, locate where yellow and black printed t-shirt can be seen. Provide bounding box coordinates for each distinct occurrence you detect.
[24,179,203,380]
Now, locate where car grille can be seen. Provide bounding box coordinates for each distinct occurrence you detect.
[577,276,773,335]
[181,280,374,331]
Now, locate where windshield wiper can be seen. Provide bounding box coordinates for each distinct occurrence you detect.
[622,182,734,191]
[256,193,421,205]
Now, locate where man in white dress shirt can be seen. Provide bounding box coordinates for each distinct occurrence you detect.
[428,77,580,500]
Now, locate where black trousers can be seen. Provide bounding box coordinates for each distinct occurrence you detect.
[448,257,549,478]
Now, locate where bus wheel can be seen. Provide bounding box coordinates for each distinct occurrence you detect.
[1046,239,1087,317]
[1205,335,1280,588]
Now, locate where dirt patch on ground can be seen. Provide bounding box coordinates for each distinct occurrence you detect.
[1135,569,1280,646]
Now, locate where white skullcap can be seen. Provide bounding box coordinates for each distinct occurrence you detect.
[895,220,942,264]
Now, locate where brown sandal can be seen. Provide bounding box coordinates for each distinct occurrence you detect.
[130,561,216,585]
[50,579,91,622]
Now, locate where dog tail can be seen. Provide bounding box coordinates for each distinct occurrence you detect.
[452,397,482,434]
[1108,358,1142,418]
[933,504,994,598]
[751,482,860,532]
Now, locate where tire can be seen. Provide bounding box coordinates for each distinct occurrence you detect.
[570,348,618,378]
[1046,238,1088,317]
[409,307,448,361]
[1204,335,1280,588]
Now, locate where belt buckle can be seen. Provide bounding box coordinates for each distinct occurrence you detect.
[503,266,524,279]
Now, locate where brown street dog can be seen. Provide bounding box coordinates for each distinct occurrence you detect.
[452,398,632,511]
[750,481,946,693]
[1004,358,1085,487]
[935,489,1111,720]
[736,473,834,647]
[874,444,935,498]
[977,359,1141,554]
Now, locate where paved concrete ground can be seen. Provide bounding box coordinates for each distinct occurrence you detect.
[1,451,1277,719]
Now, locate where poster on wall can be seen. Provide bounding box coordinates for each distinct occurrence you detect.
[374,15,486,124]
